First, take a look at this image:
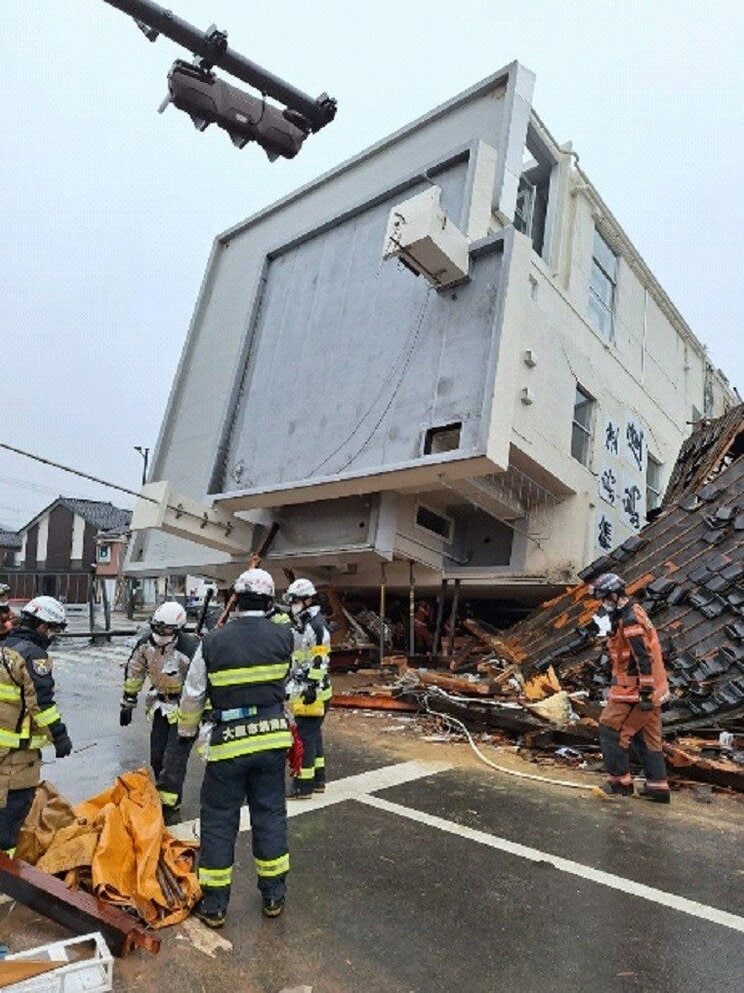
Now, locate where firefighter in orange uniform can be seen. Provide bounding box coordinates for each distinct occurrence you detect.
[589,573,671,803]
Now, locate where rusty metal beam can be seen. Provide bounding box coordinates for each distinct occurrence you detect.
[0,853,160,957]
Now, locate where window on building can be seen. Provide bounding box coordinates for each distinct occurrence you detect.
[588,229,617,340]
[97,544,111,563]
[516,130,554,258]
[646,455,663,511]
[571,385,595,465]
[415,504,453,542]
[424,422,462,455]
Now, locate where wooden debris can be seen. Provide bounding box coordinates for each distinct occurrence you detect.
[662,744,744,791]
[331,693,417,712]
[0,962,68,987]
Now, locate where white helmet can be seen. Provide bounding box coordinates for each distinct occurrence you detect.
[234,568,274,597]
[22,596,67,629]
[151,601,187,632]
[286,578,316,600]
[0,583,10,606]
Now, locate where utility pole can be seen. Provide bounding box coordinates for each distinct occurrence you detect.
[134,446,149,486]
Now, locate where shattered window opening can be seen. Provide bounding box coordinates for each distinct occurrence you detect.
[588,229,617,340]
[571,385,595,466]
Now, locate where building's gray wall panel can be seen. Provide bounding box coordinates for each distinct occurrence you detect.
[223,196,503,491]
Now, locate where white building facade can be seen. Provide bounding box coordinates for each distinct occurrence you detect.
[127,63,735,605]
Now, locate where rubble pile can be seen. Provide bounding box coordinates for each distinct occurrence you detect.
[332,407,744,791]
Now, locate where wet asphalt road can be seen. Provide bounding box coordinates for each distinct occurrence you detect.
[3,642,743,993]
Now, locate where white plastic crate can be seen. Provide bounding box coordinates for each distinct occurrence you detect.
[4,932,112,993]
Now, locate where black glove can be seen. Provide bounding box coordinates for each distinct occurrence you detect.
[51,724,73,758]
[302,684,318,705]
[639,690,654,712]
[119,706,133,727]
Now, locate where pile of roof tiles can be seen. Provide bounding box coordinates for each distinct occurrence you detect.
[496,403,744,733]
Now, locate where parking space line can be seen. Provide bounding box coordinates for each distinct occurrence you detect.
[169,759,452,841]
[355,794,744,935]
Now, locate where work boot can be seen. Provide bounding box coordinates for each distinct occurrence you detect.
[592,780,633,799]
[262,896,285,918]
[194,901,227,929]
[286,787,312,801]
[637,785,671,804]
[313,783,326,794]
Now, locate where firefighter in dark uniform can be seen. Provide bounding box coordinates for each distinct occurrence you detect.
[119,601,198,823]
[286,579,332,799]
[178,568,293,927]
[0,596,73,855]
[588,573,671,803]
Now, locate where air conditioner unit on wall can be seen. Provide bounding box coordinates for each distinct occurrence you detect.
[383,186,470,289]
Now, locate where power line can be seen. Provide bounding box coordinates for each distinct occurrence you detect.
[0,442,234,537]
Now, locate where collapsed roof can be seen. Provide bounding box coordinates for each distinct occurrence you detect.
[498,405,744,730]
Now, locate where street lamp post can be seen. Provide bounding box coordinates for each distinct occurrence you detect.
[134,446,150,486]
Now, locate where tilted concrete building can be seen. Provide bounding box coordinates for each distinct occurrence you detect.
[128,62,735,607]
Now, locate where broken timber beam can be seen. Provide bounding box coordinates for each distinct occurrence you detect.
[412,669,500,696]
[331,693,418,712]
[0,852,160,957]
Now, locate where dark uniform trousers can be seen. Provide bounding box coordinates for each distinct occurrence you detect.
[0,787,35,853]
[294,705,328,795]
[199,748,288,913]
[150,711,194,807]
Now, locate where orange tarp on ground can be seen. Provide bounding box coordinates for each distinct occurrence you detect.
[15,769,200,928]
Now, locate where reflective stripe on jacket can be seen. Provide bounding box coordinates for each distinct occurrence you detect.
[0,645,52,753]
[291,609,332,717]
[607,602,669,705]
[178,611,294,760]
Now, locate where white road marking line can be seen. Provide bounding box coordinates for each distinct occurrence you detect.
[355,794,744,935]
[168,760,452,841]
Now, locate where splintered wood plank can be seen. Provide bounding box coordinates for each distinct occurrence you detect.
[0,962,68,988]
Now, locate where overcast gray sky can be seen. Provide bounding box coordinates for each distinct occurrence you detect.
[2,0,742,530]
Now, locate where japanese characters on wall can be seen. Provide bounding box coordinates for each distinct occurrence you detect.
[595,410,646,552]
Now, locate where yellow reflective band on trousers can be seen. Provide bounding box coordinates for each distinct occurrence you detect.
[311,645,330,658]
[198,865,233,888]
[297,767,314,780]
[34,705,60,727]
[207,730,292,762]
[314,757,325,769]
[254,853,289,877]
[123,679,143,695]
[3,848,15,858]
[208,663,289,687]
[0,684,21,703]
[158,789,179,808]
